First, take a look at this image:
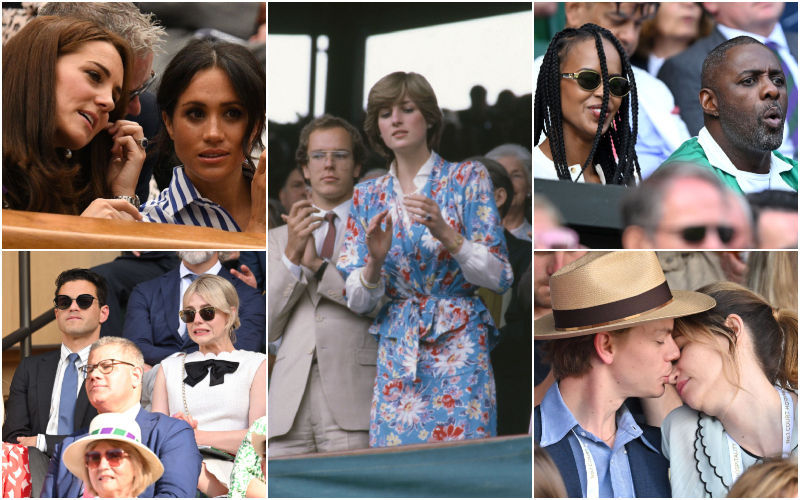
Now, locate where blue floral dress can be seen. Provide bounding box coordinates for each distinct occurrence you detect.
[337,152,513,447]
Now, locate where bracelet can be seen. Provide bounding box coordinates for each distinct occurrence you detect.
[445,233,464,253]
[359,269,380,289]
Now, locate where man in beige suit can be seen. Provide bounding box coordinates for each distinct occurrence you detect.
[268,115,379,456]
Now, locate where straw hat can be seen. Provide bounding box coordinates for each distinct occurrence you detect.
[63,413,164,486]
[534,251,716,339]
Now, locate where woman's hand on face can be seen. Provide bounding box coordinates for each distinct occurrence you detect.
[402,194,456,244]
[365,209,393,264]
[245,150,267,233]
[80,198,143,221]
[105,120,146,197]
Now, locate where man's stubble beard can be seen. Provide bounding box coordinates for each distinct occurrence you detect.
[718,97,784,153]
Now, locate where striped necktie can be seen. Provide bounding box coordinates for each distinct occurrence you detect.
[765,40,798,153]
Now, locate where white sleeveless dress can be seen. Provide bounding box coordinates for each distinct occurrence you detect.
[161,349,266,487]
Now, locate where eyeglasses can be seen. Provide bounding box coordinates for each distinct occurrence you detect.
[179,306,217,323]
[85,448,129,468]
[561,70,631,98]
[307,150,352,164]
[130,70,157,99]
[54,294,98,310]
[80,359,136,377]
[657,225,735,244]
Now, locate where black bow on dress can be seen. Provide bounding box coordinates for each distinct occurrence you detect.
[183,360,239,387]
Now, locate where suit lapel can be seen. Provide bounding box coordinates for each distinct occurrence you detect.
[38,351,60,432]
[161,269,181,344]
[74,384,94,430]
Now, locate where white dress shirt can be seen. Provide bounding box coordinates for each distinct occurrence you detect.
[345,152,505,314]
[178,260,223,338]
[38,343,92,452]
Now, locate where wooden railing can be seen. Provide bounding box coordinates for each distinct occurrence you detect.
[2,210,265,249]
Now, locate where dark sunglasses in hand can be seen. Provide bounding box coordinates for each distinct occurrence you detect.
[54,294,98,310]
[561,70,631,98]
[179,306,217,323]
[84,448,129,468]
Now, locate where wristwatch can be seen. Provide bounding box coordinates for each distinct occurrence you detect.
[114,195,141,207]
[313,260,329,281]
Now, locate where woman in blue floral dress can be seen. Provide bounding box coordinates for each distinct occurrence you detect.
[337,72,513,448]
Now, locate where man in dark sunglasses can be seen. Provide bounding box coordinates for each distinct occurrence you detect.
[3,269,109,462]
[621,163,753,249]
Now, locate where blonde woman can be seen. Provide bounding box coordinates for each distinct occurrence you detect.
[62,413,163,498]
[151,275,266,497]
[663,282,799,497]
[338,72,512,447]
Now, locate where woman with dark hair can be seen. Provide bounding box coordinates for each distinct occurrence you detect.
[3,16,145,219]
[337,72,513,447]
[663,281,798,497]
[140,38,266,232]
[534,23,640,186]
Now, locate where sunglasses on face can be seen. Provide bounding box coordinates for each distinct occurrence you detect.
[179,306,217,323]
[561,70,631,98]
[54,294,98,310]
[85,448,129,468]
[660,225,735,244]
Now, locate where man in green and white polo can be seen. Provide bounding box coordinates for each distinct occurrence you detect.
[658,36,798,194]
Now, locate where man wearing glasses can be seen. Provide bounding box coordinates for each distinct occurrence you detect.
[41,336,202,498]
[268,115,379,456]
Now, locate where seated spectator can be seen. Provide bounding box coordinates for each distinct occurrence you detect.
[276,163,308,216]
[486,144,532,241]
[139,38,266,232]
[151,275,266,497]
[62,413,163,498]
[228,417,266,498]
[3,16,144,220]
[658,2,797,162]
[533,195,580,250]
[658,37,798,194]
[727,457,798,498]
[631,2,711,77]
[534,24,640,185]
[41,336,202,498]
[621,163,747,248]
[747,190,799,248]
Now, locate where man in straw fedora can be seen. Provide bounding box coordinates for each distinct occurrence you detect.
[533,251,716,498]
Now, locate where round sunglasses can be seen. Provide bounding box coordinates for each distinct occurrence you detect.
[561,70,630,98]
[179,306,217,324]
[85,448,129,468]
[54,294,98,310]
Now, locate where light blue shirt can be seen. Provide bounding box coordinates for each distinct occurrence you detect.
[140,165,254,231]
[539,382,659,498]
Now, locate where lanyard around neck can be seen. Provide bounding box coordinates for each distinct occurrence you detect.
[571,429,600,498]
[726,387,794,484]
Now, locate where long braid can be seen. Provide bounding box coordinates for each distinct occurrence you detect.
[576,27,610,182]
[603,34,640,185]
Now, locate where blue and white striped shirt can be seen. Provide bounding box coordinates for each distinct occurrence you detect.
[139,166,252,231]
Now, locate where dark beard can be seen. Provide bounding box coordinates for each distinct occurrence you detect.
[718,99,784,152]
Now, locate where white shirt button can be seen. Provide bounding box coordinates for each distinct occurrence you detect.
[581,432,586,437]
[306,348,313,355]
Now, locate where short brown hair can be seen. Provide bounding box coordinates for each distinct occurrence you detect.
[364,72,443,160]
[542,328,632,380]
[294,114,366,173]
[85,441,155,498]
[534,443,567,498]
[727,457,798,498]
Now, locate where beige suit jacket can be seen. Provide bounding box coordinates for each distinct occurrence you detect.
[268,224,379,439]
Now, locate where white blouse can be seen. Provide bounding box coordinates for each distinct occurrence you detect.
[533,145,607,184]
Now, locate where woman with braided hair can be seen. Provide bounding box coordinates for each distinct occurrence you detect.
[534,23,641,186]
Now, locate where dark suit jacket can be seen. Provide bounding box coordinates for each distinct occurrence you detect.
[40,408,202,498]
[2,350,97,456]
[658,27,799,136]
[122,265,266,366]
[534,406,671,498]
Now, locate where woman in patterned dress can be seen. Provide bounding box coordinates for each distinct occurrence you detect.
[338,72,513,448]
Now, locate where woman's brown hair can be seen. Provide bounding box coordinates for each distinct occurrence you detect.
[727,457,798,498]
[364,72,443,162]
[3,16,132,214]
[634,6,715,62]
[85,441,154,498]
[675,281,798,392]
[534,443,568,498]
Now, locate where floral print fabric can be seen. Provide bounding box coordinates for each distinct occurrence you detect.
[227,417,266,498]
[2,442,31,498]
[338,152,512,448]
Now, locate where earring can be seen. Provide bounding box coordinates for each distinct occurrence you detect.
[65,149,72,159]
[427,124,432,129]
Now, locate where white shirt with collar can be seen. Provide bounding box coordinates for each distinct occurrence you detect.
[281,198,352,281]
[717,22,798,160]
[534,145,607,184]
[38,343,93,452]
[178,260,223,338]
[696,126,795,193]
